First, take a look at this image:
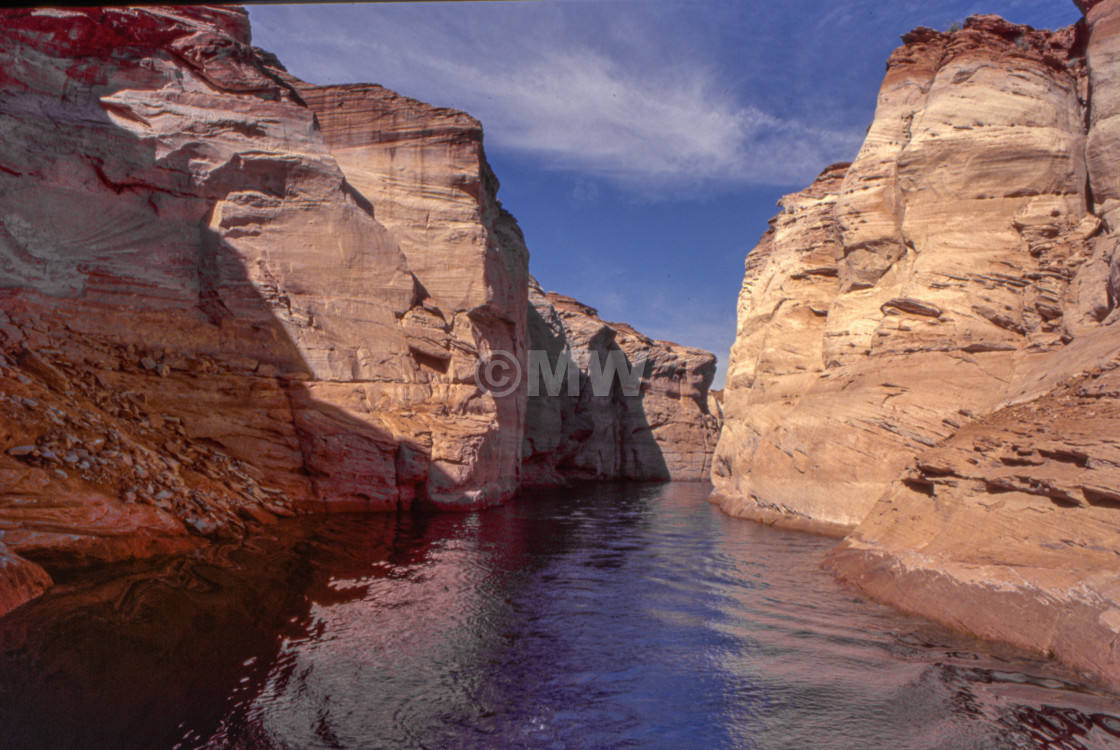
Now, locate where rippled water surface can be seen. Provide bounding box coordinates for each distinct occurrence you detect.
[2,482,1120,749]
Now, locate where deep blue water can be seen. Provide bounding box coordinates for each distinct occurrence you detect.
[1,482,1119,749]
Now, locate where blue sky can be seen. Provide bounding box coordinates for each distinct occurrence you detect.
[248,1,1081,389]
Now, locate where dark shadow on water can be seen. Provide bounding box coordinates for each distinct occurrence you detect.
[0,511,411,750]
[2,483,1120,749]
[0,484,653,749]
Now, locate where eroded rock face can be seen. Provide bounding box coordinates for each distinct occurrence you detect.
[0,5,723,618]
[714,8,1120,689]
[523,280,719,485]
[0,5,530,612]
[713,16,1095,529]
[290,81,530,509]
[827,329,1120,690]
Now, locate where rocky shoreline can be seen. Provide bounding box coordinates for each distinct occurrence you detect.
[713,4,1120,690]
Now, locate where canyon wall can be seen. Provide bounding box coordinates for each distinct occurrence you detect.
[713,9,1120,689]
[287,80,531,510]
[522,280,720,485]
[0,6,718,616]
[0,5,531,611]
[287,84,721,488]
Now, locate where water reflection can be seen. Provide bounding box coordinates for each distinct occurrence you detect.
[0,483,1118,749]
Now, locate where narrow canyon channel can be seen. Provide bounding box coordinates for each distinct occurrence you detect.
[0,482,1115,749]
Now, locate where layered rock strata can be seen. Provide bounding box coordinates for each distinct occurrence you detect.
[287,81,530,509]
[714,16,1094,529]
[827,332,1120,691]
[0,5,721,617]
[713,9,1120,689]
[523,280,720,485]
[0,5,529,612]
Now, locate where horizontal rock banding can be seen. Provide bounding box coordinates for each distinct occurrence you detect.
[0,5,719,617]
[714,6,1120,689]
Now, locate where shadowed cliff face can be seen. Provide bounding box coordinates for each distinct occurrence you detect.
[713,7,1120,690]
[0,5,527,613]
[0,5,723,617]
[523,281,720,485]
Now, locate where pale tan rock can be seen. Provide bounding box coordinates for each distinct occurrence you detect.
[713,17,1093,531]
[715,6,1120,690]
[827,339,1120,690]
[291,81,530,509]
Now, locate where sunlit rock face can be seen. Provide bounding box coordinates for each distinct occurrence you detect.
[826,336,1120,692]
[714,7,1120,690]
[0,4,726,618]
[713,16,1093,529]
[289,81,530,509]
[0,5,530,610]
[522,280,720,485]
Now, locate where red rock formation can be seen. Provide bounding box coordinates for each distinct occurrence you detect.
[0,5,721,618]
[714,8,1120,689]
[0,5,530,614]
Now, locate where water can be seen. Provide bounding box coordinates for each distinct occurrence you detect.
[1,482,1119,749]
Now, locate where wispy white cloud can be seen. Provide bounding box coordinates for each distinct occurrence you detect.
[248,3,864,194]
[442,48,861,190]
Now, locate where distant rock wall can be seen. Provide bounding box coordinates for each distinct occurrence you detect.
[714,9,1120,689]
[523,280,720,485]
[0,5,720,617]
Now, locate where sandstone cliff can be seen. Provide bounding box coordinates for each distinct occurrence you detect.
[523,279,720,485]
[0,5,530,612]
[286,80,530,509]
[0,5,719,617]
[713,8,1120,689]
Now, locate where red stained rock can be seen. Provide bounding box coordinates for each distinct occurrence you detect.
[0,543,50,618]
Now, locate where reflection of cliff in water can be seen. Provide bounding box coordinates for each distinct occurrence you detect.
[0,511,427,750]
[0,484,624,750]
[3,483,1120,750]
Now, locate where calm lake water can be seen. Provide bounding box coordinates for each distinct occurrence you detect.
[1,482,1119,749]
